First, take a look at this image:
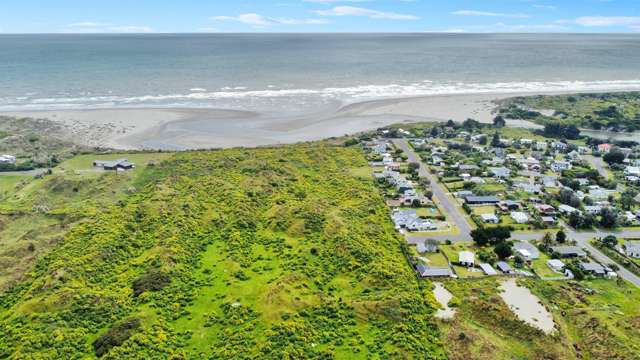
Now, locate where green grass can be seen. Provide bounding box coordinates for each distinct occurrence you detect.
[529,252,557,278]
[0,144,447,359]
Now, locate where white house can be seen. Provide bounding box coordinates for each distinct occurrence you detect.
[558,204,580,216]
[481,213,499,224]
[584,205,603,215]
[510,211,529,224]
[626,243,640,258]
[547,259,566,273]
[551,160,572,172]
[625,166,640,177]
[0,155,16,164]
[458,251,475,267]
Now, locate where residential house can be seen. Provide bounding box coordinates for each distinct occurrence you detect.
[625,166,640,177]
[513,241,540,260]
[465,196,500,205]
[535,204,556,215]
[584,205,603,215]
[481,213,499,224]
[93,159,135,171]
[625,242,640,258]
[536,141,548,151]
[541,216,556,225]
[458,251,475,267]
[0,155,16,164]
[558,204,581,216]
[391,209,436,232]
[490,167,511,179]
[496,261,513,274]
[416,265,451,278]
[510,212,529,224]
[547,259,566,272]
[579,262,606,277]
[499,200,520,211]
[598,143,612,153]
[550,160,572,172]
[479,263,498,276]
[551,246,587,258]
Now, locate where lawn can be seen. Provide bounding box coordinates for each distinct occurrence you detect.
[529,252,558,278]
[472,206,496,216]
[57,152,173,172]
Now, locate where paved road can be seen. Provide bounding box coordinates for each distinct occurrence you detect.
[392,138,640,287]
[583,155,610,179]
[393,139,472,241]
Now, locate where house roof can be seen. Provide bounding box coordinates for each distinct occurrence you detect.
[579,262,605,274]
[465,195,500,204]
[459,251,475,264]
[416,265,451,277]
[496,261,512,273]
[513,241,540,258]
[551,246,586,257]
[479,263,497,275]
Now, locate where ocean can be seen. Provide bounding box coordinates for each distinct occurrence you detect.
[1,33,640,112]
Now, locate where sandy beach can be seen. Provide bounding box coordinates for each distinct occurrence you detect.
[0,92,520,150]
[6,89,628,150]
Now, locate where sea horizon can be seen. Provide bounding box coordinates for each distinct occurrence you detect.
[2,33,640,113]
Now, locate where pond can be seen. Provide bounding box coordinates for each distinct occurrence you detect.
[433,282,456,319]
[499,279,555,334]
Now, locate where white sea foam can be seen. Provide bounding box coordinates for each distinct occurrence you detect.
[3,79,640,111]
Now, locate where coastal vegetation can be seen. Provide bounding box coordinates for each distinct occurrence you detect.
[0,143,446,358]
[498,92,640,132]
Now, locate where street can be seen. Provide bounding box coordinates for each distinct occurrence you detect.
[393,138,640,287]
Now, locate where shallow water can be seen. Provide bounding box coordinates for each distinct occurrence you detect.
[499,279,555,334]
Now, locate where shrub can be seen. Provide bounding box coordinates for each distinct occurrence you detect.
[93,318,141,357]
[132,269,171,297]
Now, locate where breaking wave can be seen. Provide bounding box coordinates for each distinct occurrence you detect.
[3,79,640,111]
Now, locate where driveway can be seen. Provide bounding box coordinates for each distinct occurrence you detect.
[583,155,610,179]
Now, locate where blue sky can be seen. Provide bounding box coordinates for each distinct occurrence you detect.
[2,0,640,33]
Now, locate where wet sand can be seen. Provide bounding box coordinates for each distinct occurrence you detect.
[499,279,555,334]
[0,90,627,150]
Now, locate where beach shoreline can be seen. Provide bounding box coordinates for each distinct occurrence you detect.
[0,89,633,150]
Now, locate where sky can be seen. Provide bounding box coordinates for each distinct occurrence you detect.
[1,0,640,33]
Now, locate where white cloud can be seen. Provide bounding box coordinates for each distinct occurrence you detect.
[452,10,530,19]
[64,22,154,33]
[212,13,329,26]
[315,6,419,20]
[532,4,557,10]
[560,16,640,27]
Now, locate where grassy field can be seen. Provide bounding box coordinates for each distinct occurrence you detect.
[0,152,172,292]
[0,144,446,359]
[437,277,640,360]
[499,92,640,132]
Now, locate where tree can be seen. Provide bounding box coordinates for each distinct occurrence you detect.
[556,230,567,243]
[471,228,490,246]
[494,241,513,260]
[602,235,618,248]
[603,148,625,165]
[408,162,420,174]
[541,232,554,248]
[471,227,512,247]
[493,115,506,128]
[620,189,638,210]
[491,132,501,147]
[599,207,619,229]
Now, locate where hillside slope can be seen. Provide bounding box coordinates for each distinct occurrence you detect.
[0,144,445,359]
